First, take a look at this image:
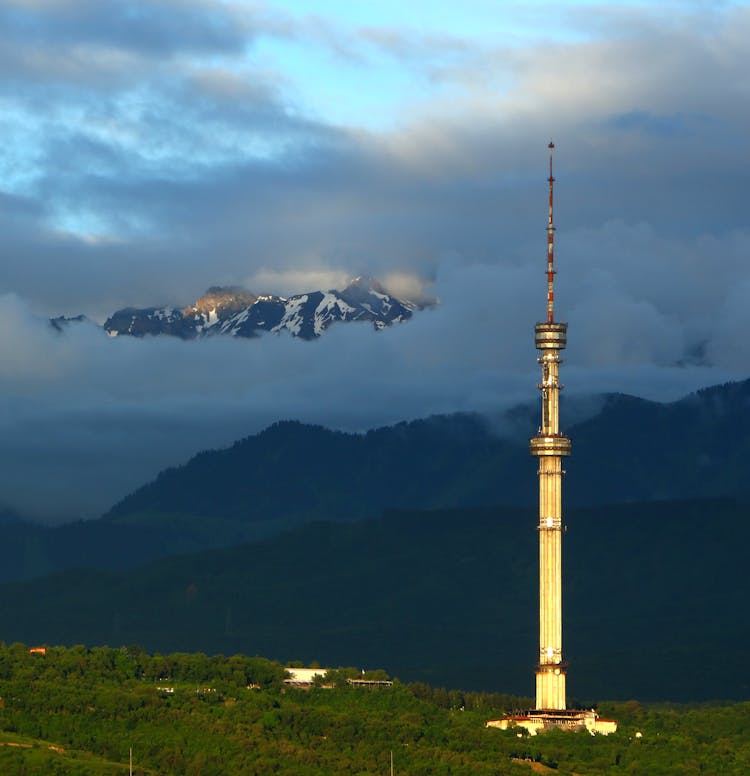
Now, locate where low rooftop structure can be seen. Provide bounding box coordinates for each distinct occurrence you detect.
[346,678,393,688]
[486,709,617,736]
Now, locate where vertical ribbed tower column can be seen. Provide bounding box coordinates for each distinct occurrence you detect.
[529,142,571,711]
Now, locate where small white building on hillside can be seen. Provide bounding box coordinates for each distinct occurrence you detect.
[284,667,330,686]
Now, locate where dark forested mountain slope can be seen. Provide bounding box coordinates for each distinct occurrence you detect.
[1,499,747,703]
[567,379,750,504]
[105,413,526,525]
[107,377,750,524]
[1,377,749,585]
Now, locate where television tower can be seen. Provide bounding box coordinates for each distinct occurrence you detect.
[486,147,616,733]
[529,141,570,711]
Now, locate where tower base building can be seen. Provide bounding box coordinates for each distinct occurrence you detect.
[486,709,617,737]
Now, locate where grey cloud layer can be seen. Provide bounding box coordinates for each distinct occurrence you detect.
[1,0,255,58]
[0,259,731,523]
[0,2,748,519]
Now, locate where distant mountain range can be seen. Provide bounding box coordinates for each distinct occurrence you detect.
[102,276,421,340]
[1,376,749,585]
[104,374,750,522]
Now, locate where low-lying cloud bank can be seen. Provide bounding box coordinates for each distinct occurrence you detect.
[0,246,742,523]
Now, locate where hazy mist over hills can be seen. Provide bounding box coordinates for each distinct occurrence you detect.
[0,280,738,523]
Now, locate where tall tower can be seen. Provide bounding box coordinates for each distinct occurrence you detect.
[529,141,570,711]
[486,147,616,734]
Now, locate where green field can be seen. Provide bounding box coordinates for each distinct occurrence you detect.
[0,643,748,775]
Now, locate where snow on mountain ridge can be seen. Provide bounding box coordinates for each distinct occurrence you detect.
[103,277,423,341]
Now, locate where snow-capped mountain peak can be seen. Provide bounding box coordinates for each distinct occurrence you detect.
[103,277,424,341]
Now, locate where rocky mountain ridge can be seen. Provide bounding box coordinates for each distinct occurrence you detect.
[103,276,421,340]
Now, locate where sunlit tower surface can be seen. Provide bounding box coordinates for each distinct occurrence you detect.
[486,146,616,735]
[529,141,570,711]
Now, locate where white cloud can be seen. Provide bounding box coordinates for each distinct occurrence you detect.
[242,268,352,297]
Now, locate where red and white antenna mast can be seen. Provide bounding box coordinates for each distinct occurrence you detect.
[546,141,556,324]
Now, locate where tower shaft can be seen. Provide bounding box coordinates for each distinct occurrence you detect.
[529,143,570,711]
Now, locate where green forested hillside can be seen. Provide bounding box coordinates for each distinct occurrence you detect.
[0,644,748,775]
[1,500,748,702]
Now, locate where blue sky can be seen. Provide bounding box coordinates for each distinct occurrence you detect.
[1,0,749,520]
[238,0,746,129]
[249,0,579,130]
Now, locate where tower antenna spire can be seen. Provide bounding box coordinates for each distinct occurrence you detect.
[546,141,556,324]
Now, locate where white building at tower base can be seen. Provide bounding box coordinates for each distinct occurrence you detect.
[486,709,617,736]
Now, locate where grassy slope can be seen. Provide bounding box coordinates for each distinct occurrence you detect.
[0,731,134,775]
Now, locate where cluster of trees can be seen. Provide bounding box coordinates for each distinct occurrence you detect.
[0,643,749,775]
[0,643,286,689]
